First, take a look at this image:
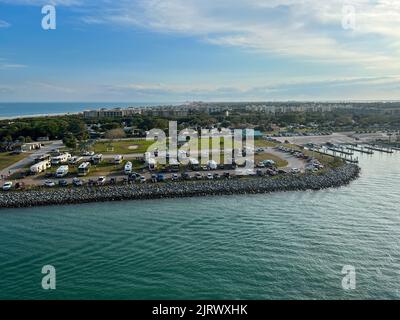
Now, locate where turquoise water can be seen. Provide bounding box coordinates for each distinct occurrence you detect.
[0,151,399,299]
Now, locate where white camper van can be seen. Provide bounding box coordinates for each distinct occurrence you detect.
[207,160,218,170]
[144,152,157,170]
[55,165,69,178]
[124,161,133,175]
[114,155,123,164]
[30,160,51,174]
[147,158,157,170]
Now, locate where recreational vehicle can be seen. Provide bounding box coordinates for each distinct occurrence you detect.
[144,152,157,170]
[207,160,218,170]
[90,154,103,165]
[189,158,200,170]
[124,161,133,175]
[34,154,51,163]
[55,165,69,178]
[114,155,123,164]
[169,159,180,172]
[78,162,91,176]
[51,153,71,165]
[30,160,51,174]
[68,156,83,165]
[147,158,157,171]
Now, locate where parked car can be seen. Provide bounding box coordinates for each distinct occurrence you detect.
[139,176,146,183]
[2,181,13,191]
[72,178,83,186]
[97,176,107,185]
[151,174,158,183]
[213,173,220,179]
[82,151,95,156]
[195,172,203,180]
[44,180,55,187]
[157,174,165,182]
[181,172,191,180]
[15,182,25,190]
[58,179,68,187]
[291,168,301,174]
[207,173,213,180]
[171,173,179,181]
[109,177,117,185]
[128,173,139,182]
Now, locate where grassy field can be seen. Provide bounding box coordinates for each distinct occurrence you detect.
[255,140,279,148]
[0,152,29,171]
[254,153,288,167]
[93,138,248,156]
[92,139,155,154]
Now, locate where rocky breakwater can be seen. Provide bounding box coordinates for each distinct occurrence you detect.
[0,164,360,209]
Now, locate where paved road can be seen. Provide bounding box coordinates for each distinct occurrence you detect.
[0,140,64,180]
[267,147,306,170]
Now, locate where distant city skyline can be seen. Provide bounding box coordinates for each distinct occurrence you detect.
[1,0,400,102]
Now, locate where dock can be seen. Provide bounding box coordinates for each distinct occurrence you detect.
[346,146,374,154]
[327,147,354,156]
[364,145,394,154]
[311,148,359,163]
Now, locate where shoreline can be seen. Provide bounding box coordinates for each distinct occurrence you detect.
[0,164,360,209]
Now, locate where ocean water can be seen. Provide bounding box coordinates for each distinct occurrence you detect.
[0,102,175,118]
[0,151,399,300]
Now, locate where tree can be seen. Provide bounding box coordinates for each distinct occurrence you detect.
[104,128,126,151]
[63,133,78,149]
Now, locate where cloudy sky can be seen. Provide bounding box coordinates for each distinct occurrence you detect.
[1,0,400,102]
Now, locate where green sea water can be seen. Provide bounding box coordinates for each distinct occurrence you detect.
[0,151,399,299]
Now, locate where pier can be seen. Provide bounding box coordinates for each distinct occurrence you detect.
[311,148,359,163]
[346,145,374,155]
[327,147,354,156]
[364,145,394,154]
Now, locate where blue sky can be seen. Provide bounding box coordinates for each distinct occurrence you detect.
[1,0,400,102]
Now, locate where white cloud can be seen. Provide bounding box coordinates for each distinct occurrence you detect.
[0,61,27,69]
[79,0,400,70]
[0,19,10,28]
[100,75,400,100]
[0,0,82,6]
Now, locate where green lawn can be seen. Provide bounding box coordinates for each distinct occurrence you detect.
[0,152,29,171]
[255,140,279,148]
[254,153,288,167]
[92,139,155,154]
